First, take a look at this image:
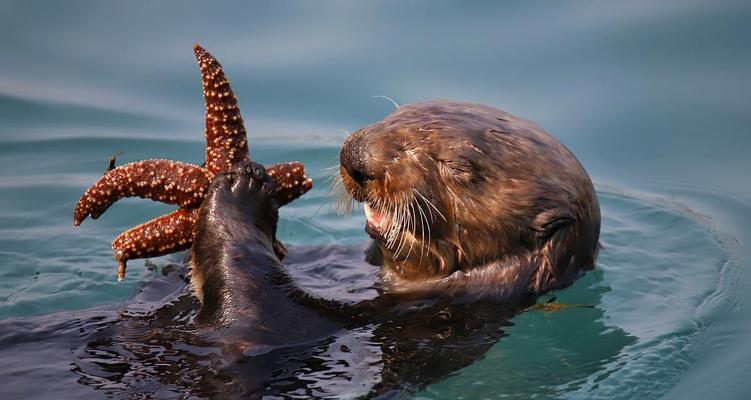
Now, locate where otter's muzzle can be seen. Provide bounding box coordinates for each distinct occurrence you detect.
[339,130,374,187]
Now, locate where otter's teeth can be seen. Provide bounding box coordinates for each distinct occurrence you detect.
[364,204,374,224]
[364,204,388,230]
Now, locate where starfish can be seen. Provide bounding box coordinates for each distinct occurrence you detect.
[73,45,313,280]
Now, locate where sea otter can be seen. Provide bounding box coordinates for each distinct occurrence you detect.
[339,100,600,298]
[0,101,602,398]
[188,100,600,351]
[189,160,342,350]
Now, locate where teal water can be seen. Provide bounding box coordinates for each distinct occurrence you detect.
[1,1,750,398]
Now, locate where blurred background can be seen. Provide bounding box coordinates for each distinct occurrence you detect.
[0,1,749,398]
[1,1,749,192]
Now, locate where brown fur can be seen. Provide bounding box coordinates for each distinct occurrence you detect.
[339,100,600,299]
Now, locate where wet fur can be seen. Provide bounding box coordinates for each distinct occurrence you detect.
[189,161,339,349]
[0,102,603,398]
[190,101,600,348]
[146,98,603,393]
[338,100,601,299]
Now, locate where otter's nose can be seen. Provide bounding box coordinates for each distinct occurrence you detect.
[340,130,373,187]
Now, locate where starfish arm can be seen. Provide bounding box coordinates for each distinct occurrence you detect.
[73,159,209,226]
[106,164,311,279]
[267,162,314,206]
[193,44,250,177]
[112,208,200,280]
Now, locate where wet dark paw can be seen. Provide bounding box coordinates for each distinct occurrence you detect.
[199,160,281,247]
[231,161,276,199]
[206,160,278,218]
[211,160,275,200]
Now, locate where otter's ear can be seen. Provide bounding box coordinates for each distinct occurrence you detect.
[532,208,575,242]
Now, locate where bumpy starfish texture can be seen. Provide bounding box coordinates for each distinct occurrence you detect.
[73,45,313,281]
[267,161,314,206]
[112,208,200,280]
[194,44,249,177]
[74,160,209,225]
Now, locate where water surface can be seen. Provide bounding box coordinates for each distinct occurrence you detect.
[0,1,749,398]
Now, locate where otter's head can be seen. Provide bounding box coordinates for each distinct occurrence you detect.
[339,101,535,281]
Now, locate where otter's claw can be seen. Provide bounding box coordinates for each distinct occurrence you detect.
[253,165,265,180]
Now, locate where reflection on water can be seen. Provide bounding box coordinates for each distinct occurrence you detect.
[1,0,749,397]
[422,191,735,399]
[0,189,734,399]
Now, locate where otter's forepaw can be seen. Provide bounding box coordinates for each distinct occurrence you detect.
[231,160,277,205]
[204,161,278,222]
[234,161,275,197]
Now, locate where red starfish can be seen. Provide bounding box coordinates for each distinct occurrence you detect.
[73,45,313,280]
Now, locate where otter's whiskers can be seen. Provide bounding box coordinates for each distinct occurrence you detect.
[328,166,357,216]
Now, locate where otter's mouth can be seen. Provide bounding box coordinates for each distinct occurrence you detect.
[363,203,390,241]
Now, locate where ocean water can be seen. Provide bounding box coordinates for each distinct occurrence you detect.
[0,1,749,398]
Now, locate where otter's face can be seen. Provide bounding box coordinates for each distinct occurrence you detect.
[338,103,510,281]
